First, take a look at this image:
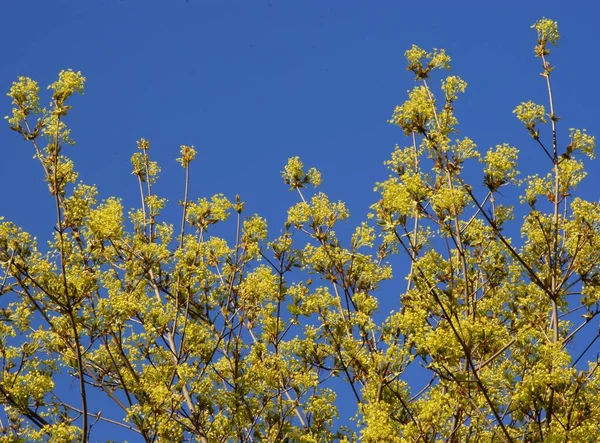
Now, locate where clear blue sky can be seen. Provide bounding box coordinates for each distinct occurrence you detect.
[1,0,599,440]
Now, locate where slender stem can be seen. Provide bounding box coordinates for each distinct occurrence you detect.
[179,163,191,248]
[561,315,596,347]
[541,52,559,431]
[61,404,142,434]
[50,115,88,443]
[142,149,154,242]
[169,160,192,386]
[571,334,600,368]
[406,131,421,293]
[0,249,15,293]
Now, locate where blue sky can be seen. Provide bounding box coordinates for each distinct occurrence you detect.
[1,0,599,440]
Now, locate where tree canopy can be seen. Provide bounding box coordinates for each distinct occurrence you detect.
[1,17,599,442]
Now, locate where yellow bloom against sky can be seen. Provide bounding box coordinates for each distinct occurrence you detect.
[1,1,600,441]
